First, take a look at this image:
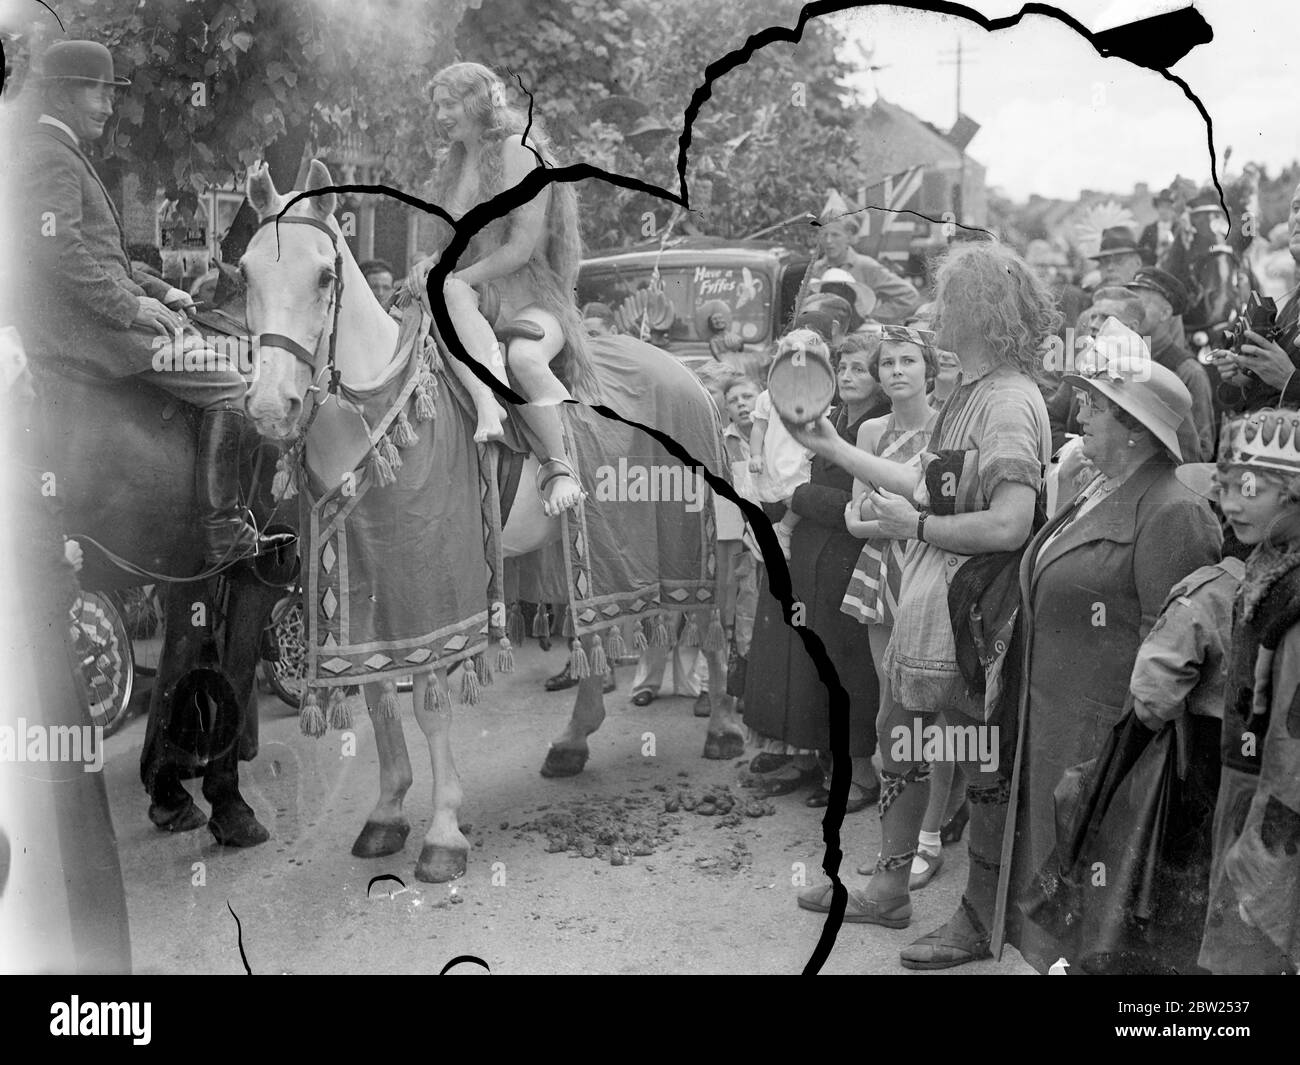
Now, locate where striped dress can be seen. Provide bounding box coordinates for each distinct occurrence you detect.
[840,411,937,627]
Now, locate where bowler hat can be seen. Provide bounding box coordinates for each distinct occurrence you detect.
[1152,188,1175,207]
[1064,317,1191,461]
[1126,266,1189,317]
[1090,227,1140,260]
[38,41,131,86]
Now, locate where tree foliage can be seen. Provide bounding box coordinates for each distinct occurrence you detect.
[459,0,865,250]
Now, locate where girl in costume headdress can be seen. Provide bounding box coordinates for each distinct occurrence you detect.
[408,62,597,516]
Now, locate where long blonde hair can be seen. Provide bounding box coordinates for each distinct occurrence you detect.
[427,62,595,400]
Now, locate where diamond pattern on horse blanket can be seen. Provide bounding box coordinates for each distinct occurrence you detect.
[299,323,490,695]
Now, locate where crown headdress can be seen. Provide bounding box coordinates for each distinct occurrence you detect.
[1219,410,1300,475]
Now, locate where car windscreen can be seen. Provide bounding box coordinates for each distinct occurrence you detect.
[577,262,774,346]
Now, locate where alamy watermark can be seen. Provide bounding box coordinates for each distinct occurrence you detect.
[889,717,999,773]
[592,458,707,512]
[151,332,257,374]
[0,719,104,772]
[1042,327,1153,382]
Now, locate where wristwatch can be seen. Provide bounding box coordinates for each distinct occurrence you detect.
[916,510,929,543]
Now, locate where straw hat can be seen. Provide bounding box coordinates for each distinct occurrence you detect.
[811,267,877,319]
[1064,317,1191,461]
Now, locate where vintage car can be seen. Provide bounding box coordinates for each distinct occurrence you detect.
[576,237,812,369]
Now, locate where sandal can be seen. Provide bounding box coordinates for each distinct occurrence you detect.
[796,885,912,927]
[757,763,821,797]
[536,457,585,517]
[805,782,879,812]
[899,896,992,970]
[630,690,655,707]
[749,753,792,775]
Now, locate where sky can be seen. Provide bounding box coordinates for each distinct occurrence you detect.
[829,0,1298,201]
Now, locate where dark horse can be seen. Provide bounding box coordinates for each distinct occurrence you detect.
[33,294,298,848]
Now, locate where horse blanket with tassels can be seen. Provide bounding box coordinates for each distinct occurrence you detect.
[283,306,500,734]
[495,334,729,674]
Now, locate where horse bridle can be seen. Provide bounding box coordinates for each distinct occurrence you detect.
[250,214,345,438]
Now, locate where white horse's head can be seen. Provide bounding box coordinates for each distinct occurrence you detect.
[242,159,341,441]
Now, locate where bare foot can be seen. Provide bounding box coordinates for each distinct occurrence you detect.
[542,472,584,517]
[473,400,508,444]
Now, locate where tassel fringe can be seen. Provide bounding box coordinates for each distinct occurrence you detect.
[532,604,551,639]
[424,685,451,712]
[569,637,591,679]
[589,634,608,677]
[369,446,397,487]
[633,619,649,652]
[496,635,515,673]
[507,602,525,644]
[375,680,400,720]
[327,687,352,729]
[683,612,701,647]
[703,609,726,653]
[560,606,575,639]
[460,664,481,705]
[606,623,627,661]
[475,651,492,687]
[414,371,438,423]
[391,410,419,448]
[652,615,671,648]
[272,451,297,501]
[299,691,327,738]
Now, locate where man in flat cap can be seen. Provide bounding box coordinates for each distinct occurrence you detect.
[1138,188,1178,266]
[17,40,288,565]
[1126,266,1215,459]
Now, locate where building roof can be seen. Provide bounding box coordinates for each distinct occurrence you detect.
[855,98,973,186]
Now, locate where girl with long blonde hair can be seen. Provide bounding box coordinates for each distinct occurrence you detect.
[409,62,596,515]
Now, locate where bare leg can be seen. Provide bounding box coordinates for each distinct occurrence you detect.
[412,669,470,882]
[351,679,414,858]
[443,279,508,443]
[507,315,584,516]
[701,644,746,759]
[541,633,607,777]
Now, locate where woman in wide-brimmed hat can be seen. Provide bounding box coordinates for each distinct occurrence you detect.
[997,317,1222,971]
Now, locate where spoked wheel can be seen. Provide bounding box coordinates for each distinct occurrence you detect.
[262,593,306,711]
[69,591,135,736]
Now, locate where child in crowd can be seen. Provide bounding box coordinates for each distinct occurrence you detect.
[1198,411,1300,974]
[749,333,817,559]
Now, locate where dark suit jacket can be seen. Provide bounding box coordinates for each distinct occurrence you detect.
[1218,283,1300,414]
[18,121,172,377]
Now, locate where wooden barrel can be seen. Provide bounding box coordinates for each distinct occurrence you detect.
[767,340,835,424]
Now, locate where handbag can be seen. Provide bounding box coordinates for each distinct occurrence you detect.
[1019,705,1221,973]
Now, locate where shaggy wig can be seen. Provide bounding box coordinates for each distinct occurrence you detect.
[931,241,1061,374]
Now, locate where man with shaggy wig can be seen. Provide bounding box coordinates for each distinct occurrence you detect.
[788,240,1057,969]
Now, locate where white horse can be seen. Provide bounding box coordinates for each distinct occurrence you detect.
[241,161,745,881]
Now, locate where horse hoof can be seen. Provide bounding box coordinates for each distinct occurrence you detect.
[208,801,271,848]
[351,821,410,859]
[149,798,207,833]
[414,843,467,883]
[702,731,746,760]
[540,745,588,778]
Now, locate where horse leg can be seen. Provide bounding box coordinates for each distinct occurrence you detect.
[351,680,414,858]
[701,644,746,760]
[540,633,606,778]
[205,568,278,848]
[412,670,470,882]
[141,585,206,832]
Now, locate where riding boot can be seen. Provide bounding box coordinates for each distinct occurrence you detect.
[197,407,293,567]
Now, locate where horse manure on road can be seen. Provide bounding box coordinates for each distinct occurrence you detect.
[517,793,676,865]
